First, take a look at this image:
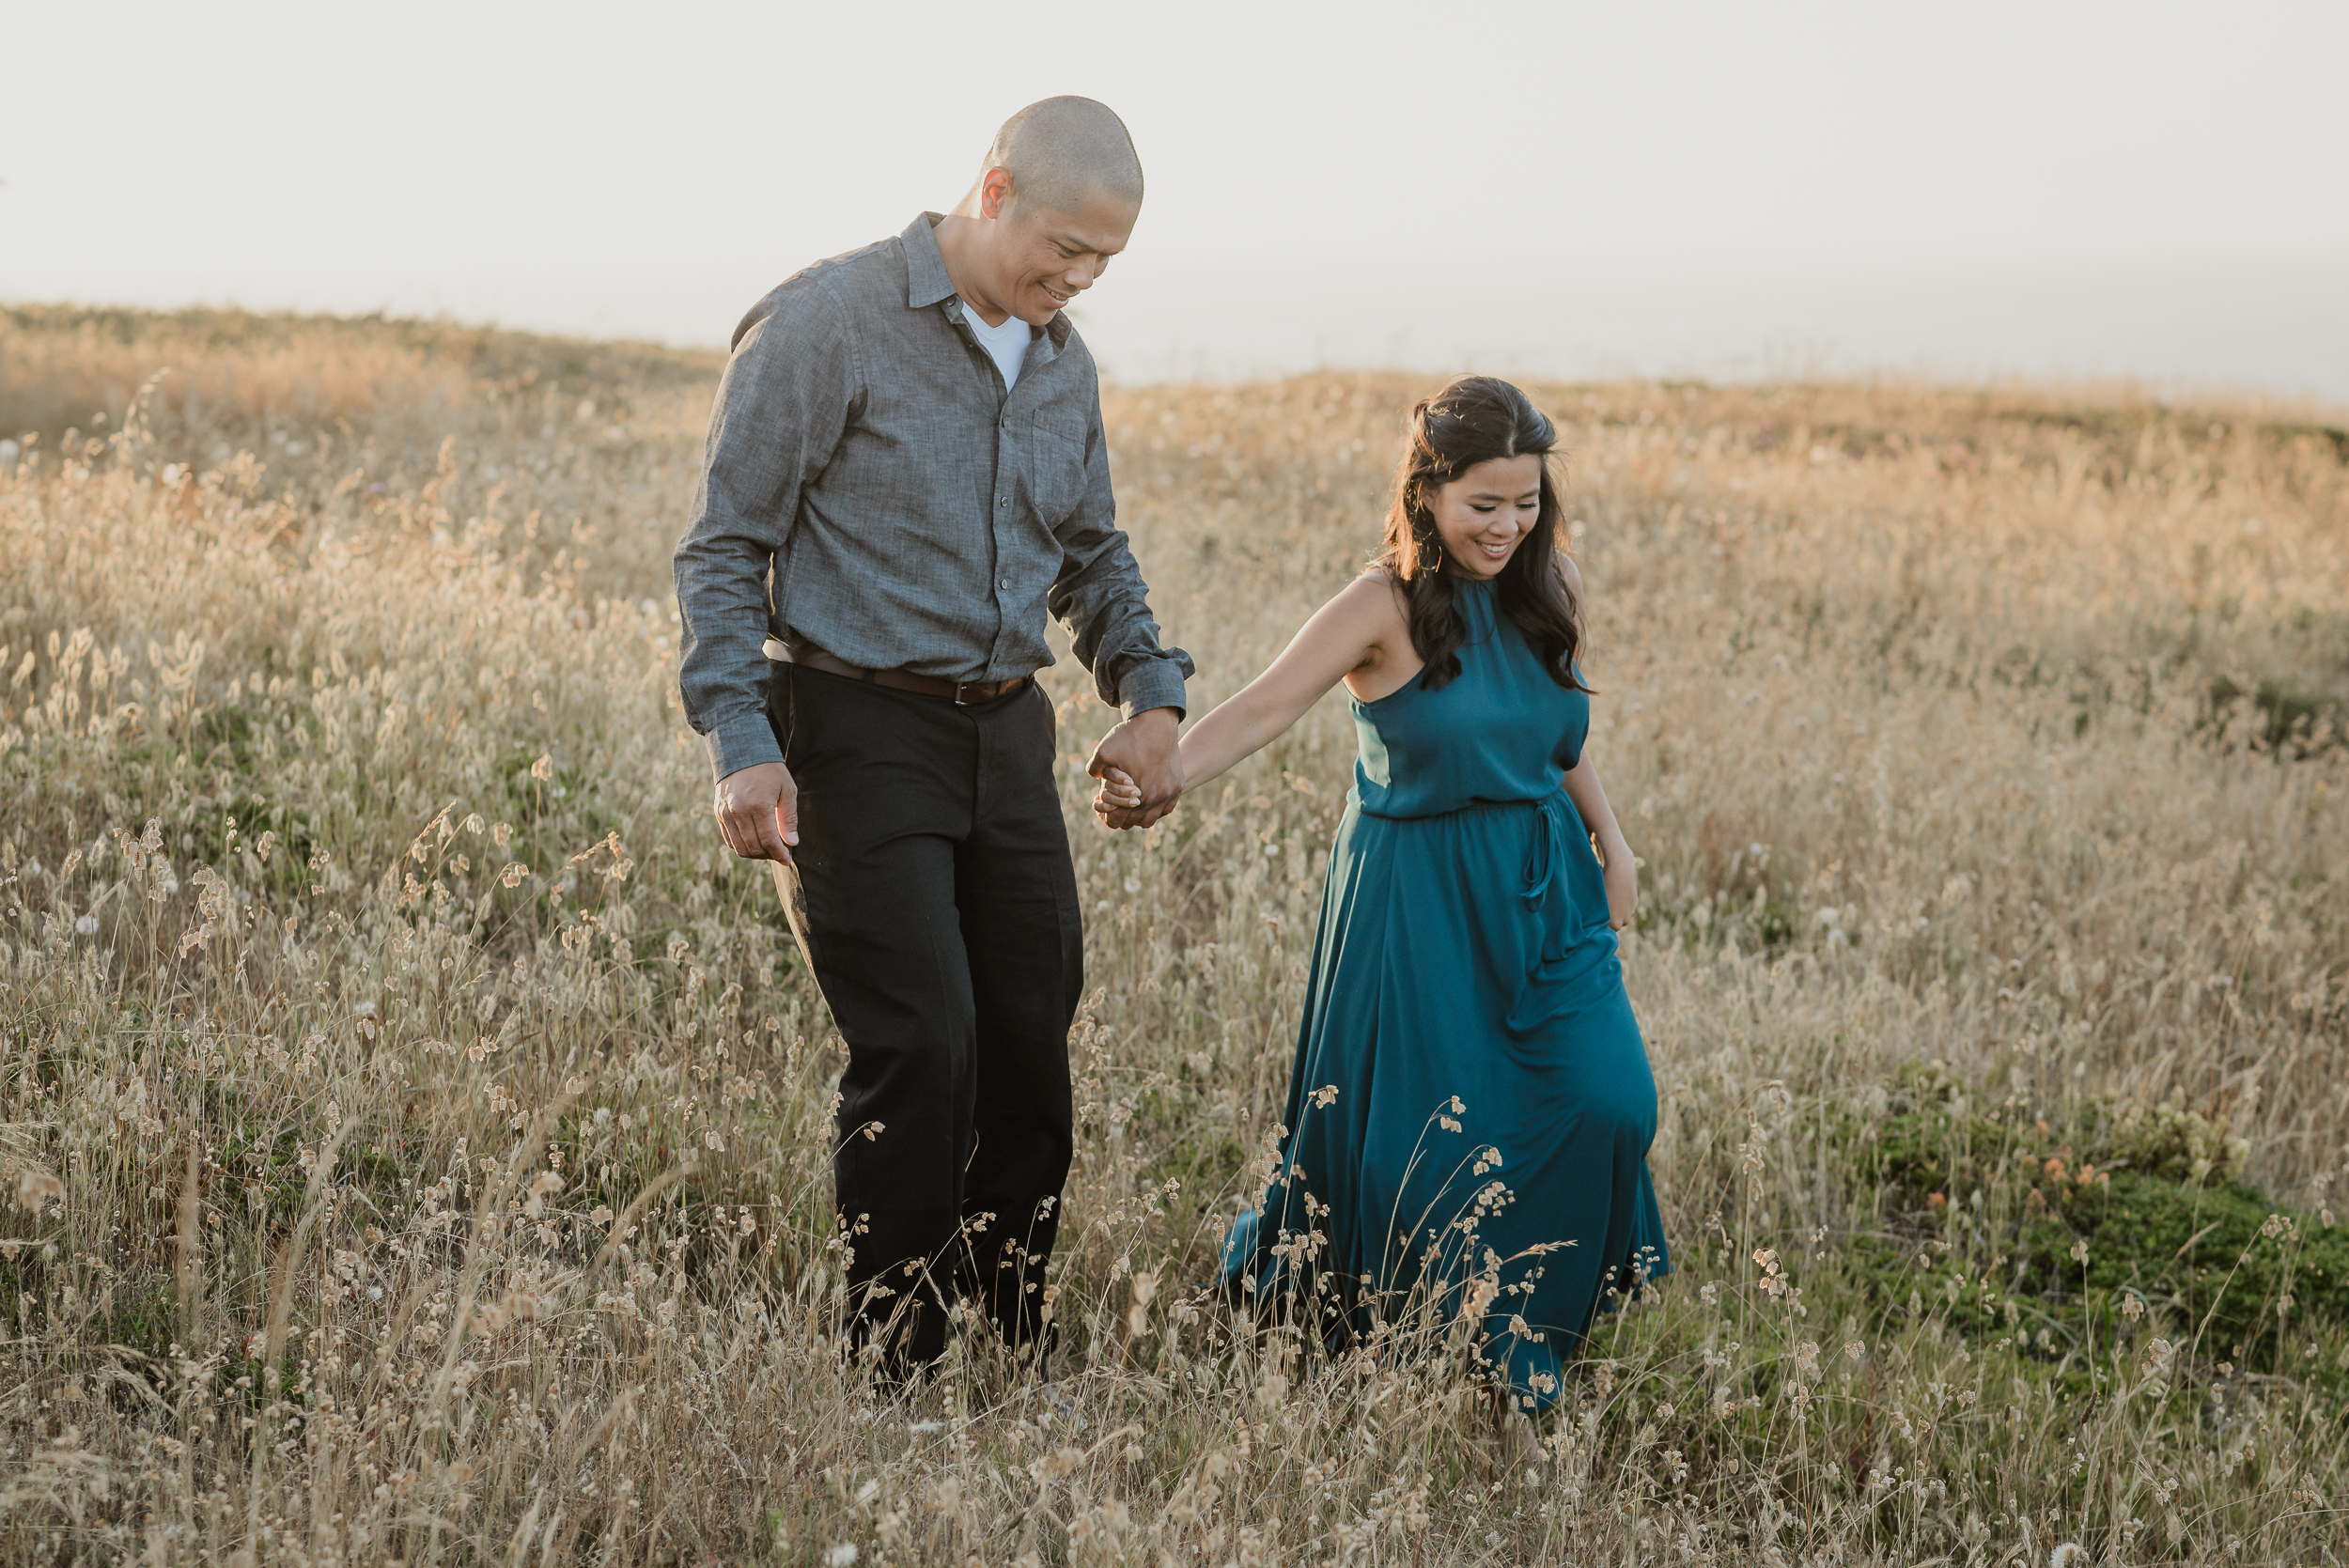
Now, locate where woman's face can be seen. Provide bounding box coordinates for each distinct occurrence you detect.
[1425,453,1543,579]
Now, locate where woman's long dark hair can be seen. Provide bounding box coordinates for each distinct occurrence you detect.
[1376,376,1584,691]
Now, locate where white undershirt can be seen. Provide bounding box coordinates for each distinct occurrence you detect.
[959,297,1034,392]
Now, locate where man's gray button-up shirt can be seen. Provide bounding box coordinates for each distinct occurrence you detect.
[673,212,1194,781]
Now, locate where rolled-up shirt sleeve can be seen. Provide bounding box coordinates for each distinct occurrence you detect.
[1047,404,1194,719]
[673,286,857,780]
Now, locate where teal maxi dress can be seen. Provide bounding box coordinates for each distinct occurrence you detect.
[1218,575,1669,1412]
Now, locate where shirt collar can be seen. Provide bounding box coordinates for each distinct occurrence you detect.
[903,212,957,309]
[903,211,1074,348]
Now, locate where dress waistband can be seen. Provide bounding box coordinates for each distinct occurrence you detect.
[1352,791,1562,824]
[1347,789,1573,908]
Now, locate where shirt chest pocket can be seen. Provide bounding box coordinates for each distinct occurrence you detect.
[1028,417,1089,528]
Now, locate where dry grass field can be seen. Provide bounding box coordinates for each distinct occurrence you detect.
[3,303,2347,1565]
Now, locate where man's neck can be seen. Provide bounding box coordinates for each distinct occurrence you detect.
[931,214,1013,328]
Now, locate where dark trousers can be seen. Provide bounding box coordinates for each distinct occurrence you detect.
[768,664,1081,1366]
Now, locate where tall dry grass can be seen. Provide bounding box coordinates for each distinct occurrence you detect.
[2,309,2346,1564]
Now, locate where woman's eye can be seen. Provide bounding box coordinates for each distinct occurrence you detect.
[1470,505,1498,514]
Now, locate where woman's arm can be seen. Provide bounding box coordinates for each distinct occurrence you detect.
[1182,574,1409,789]
[1096,575,1404,816]
[1554,550,1635,927]
[1562,753,1638,929]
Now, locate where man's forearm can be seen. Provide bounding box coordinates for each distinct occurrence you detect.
[1064,599,1194,717]
[1112,655,1190,722]
[674,533,786,779]
[1050,510,1194,716]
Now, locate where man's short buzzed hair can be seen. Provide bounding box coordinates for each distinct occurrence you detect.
[984,97,1144,217]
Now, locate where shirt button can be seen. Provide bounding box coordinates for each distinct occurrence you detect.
[999,578,1012,592]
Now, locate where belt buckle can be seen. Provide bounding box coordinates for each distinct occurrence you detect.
[954,681,983,706]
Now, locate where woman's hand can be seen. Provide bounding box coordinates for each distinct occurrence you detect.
[1600,837,1639,931]
[1094,765,1143,822]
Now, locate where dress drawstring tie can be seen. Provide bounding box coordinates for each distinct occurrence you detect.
[1520,791,1570,909]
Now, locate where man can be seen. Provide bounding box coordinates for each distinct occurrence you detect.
[673,97,1189,1370]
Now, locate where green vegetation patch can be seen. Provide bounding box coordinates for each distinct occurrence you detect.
[1858,1075,2349,1390]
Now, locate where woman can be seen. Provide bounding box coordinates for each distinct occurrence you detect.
[1099,377,1668,1420]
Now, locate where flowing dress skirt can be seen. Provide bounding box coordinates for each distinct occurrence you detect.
[1219,788,1670,1411]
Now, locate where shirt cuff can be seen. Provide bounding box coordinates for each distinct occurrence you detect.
[1116,660,1189,722]
[707,709,786,781]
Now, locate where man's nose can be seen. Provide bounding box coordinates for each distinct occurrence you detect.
[1062,260,1097,290]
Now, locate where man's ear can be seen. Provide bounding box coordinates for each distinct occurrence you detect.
[978,168,1014,221]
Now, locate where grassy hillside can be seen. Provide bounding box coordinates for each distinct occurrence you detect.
[3,305,2346,1563]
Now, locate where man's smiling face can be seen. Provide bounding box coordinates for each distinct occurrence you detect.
[970,173,1140,328]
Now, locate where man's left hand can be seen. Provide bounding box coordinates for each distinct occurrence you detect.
[1088,707,1182,830]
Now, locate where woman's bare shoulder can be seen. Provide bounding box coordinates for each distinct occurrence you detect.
[1333,567,1423,698]
[1283,568,1410,679]
[1330,567,1410,632]
[1335,566,1405,608]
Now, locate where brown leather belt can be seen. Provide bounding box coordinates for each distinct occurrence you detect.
[781,644,1032,706]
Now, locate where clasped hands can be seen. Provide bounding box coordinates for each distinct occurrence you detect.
[1087,706,1182,831]
[712,706,1184,862]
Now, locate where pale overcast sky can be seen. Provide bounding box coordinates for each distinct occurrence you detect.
[4,1,2344,398]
